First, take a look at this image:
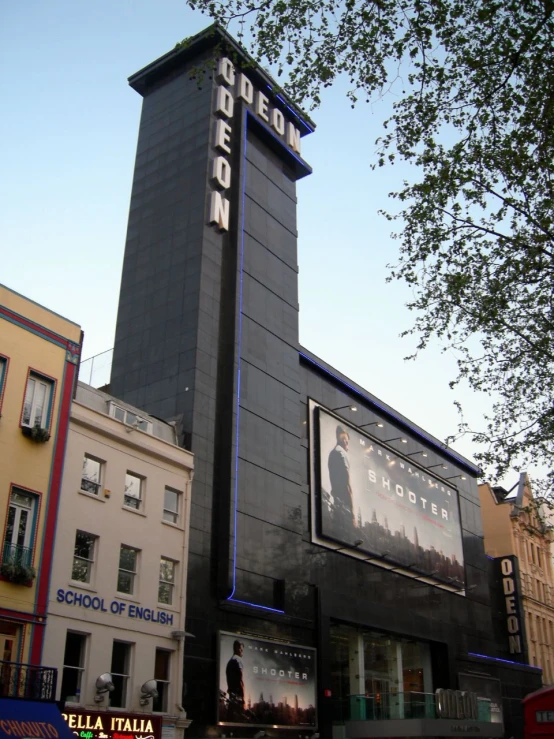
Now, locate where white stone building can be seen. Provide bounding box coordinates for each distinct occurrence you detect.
[42,382,194,739]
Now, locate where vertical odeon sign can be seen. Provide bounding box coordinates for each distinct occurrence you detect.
[495,554,526,658]
[208,57,303,232]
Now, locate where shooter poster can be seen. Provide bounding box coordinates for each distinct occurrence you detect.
[316,406,465,586]
[218,631,317,728]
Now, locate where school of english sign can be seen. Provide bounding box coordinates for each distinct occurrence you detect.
[56,588,174,625]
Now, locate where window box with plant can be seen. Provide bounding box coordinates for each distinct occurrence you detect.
[21,423,51,443]
[1,545,36,585]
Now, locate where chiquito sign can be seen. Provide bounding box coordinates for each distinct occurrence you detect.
[209,57,303,232]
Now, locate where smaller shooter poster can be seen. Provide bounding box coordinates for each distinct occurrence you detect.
[218,631,317,728]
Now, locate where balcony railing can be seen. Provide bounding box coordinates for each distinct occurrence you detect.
[332,692,493,723]
[0,660,57,701]
[2,543,33,567]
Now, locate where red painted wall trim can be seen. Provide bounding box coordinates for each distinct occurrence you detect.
[29,358,77,664]
[0,305,77,349]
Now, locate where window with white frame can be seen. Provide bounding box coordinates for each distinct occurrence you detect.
[163,487,181,524]
[2,489,37,567]
[81,455,103,495]
[71,531,97,583]
[158,558,176,605]
[110,641,132,708]
[124,472,143,511]
[22,373,54,429]
[153,648,171,713]
[61,631,87,703]
[117,545,139,595]
[109,402,152,433]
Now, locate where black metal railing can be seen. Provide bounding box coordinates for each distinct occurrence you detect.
[2,543,33,567]
[0,660,57,700]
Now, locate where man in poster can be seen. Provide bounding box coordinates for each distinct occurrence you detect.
[226,640,245,719]
[328,425,357,536]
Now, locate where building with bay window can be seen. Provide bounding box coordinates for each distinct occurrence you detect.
[0,283,82,679]
[42,381,194,739]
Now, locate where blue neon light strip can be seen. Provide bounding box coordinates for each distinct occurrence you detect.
[299,351,481,475]
[468,652,541,669]
[226,111,282,614]
[228,598,285,614]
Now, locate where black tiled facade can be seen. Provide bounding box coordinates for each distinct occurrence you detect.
[110,27,540,739]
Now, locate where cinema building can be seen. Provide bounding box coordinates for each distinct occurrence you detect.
[106,25,541,739]
[42,382,194,739]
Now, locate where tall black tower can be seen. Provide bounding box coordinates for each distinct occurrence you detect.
[111,25,315,728]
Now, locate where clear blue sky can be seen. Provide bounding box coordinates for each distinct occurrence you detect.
[2,0,519,484]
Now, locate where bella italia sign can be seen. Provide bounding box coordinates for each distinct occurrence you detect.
[208,57,303,232]
[62,710,162,739]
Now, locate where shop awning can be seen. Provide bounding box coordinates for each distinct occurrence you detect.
[0,699,77,739]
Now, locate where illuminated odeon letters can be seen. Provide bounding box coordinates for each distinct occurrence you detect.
[500,557,523,654]
[435,689,479,720]
[209,57,302,232]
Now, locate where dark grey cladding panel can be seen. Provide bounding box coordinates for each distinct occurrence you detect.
[241,273,299,345]
[239,360,300,437]
[243,196,298,270]
[459,495,485,537]
[245,159,298,232]
[241,315,300,386]
[246,128,298,201]
[111,67,214,404]
[242,232,298,309]
[238,458,305,534]
[235,511,305,580]
[238,409,302,483]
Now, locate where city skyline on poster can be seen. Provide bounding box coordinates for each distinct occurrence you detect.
[217,631,317,728]
[315,406,465,585]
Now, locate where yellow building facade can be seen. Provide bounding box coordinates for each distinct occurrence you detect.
[0,284,82,670]
[479,473,554,686]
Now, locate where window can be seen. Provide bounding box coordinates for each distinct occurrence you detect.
[81,455,103,495]
[158,558,175,605]
[124,472,143,511]
[163,487,181,524]
[109,402,152,434]
[117,545,139,595]
[22,373,53,429]
[61,632,87,703]
[3,489,36,567]
[72,531,97,583]
[153,649,171,712]
[110,641,131,708]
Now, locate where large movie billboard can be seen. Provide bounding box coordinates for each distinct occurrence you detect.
[217,631,317,728]
[315,407,465,586]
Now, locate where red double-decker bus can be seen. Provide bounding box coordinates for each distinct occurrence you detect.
[524,686,554,739]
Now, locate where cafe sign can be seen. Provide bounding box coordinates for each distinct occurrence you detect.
[62,710,162,739]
